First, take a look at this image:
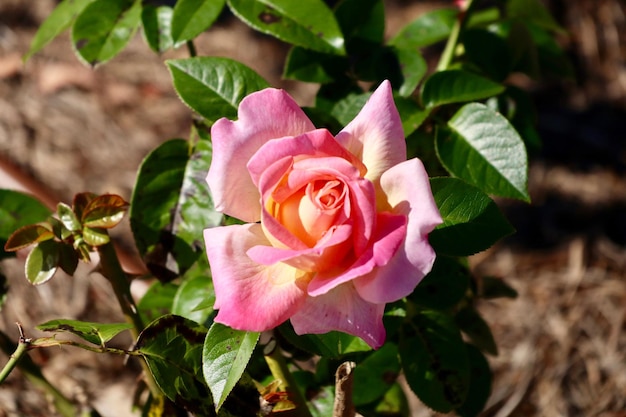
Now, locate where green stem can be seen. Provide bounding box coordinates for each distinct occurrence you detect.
[0,332,29,384]
[264,339,313,417]
[186,40,197,57]
[436,0,477,71]
[97,242,161,398]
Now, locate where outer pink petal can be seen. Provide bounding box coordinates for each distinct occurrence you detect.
[335,80,406,183]
[290,283,386,349]
[354,158,442,304]
[204,223,309,331]
[208,89,315,222]
[308,212,407,295]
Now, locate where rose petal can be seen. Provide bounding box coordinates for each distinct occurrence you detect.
[308,212,407,295]
[208,89,315,222]
[335,80,406,183]
[204,223,310,331]
[354,158,442,303]
[290,283,386,349]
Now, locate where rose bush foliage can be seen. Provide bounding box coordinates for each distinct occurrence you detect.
[204,81,442,348]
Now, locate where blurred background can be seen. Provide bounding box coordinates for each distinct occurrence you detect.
[0,0,625,415]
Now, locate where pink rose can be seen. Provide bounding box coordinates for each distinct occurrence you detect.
[204,80,442,348]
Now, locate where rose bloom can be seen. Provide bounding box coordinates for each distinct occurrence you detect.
[204,80,442,348]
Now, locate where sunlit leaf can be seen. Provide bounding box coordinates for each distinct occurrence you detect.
[81,194,129,228]
[37,319,133,345]
[352,343,400,406]
[24,0,95,61]
[167,57,269,122]
[172,273,215,325]
[141,3,174,53]
[227,0,345,55]
[4,224,54,252]
[436,103,530,201]
[389,8,457,50]
[393,47,427,97]
[0,190,51,256]
[422,70,505,108]
[25,240,60,285]
[171,0,226,46]
[57,202,81,232]
[82,226,110,246]
[203,322,260,411]
[71,0,141,66]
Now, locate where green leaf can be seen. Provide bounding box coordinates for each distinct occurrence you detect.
[410,255,470,310]
[58,243,79,276]
[82,226,109,246]
[227,0,345,55]
[171,0,226,46]
[374,382,410,416]
[203,323,260,411]
[71,0,141,66]
[25,240,60,285]
[137,281,179,324]
[456,344,492,417]
[330,92,371,127]
[455,306,498,356]
[334,0,384,46]
[506,0,566,33]
[480,276,518,299]
[71,192,97,221]
[37,319,132,345]
[283,47,341,83]
[4,224,54,252]
[394,96,430,137]
[393,47,427,97]
[130,139,222,281]
[428,177,515,256]
[462,29,511,81]
[81,194,128,228]
[57,202,81,233]
[0,191,51,256]
[353,343,400,406]
[389,8,457,50]
[172,273,215,325]
[24,0,95,61]
[400,309,470,413]
[135,315,215,415]
[277,323,371,358]
[421,70,505,108]
[167,57,269,122]
[436,103,530,201]
[141,3,174,53]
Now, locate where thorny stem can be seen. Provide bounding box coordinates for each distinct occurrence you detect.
[96,242,161,398]
[264,339,314,417]
[436,0,477,71]
[0,324,29,384]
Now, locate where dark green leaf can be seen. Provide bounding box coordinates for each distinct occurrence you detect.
[462,29,511,81]
[428,177,515,256]
[410,255,470,310]
[71,0,141,66]
[25,240,60,285]
[129,139,222,281]
[283,47,340,83]
[81,194,128,228]
[227,0,345,55]
[203,323,260,411]
[335,0,384,45]
[480,276,518,299]
[456,344,492,417]
[71,192,97,221]
[58,243,79,276]
[526,22,574,79]
[394,96,430,137]
[172,273,215,325]
[4,224,54,252]
[436,103,530,201]
[400,309,470,412]
[374,382,410,416]
[0,190,51,258]
[0,272,8,311]
[455,306,498,356]
[37,319,132,345]
[389,8,457,50]
[506,0,566,33]
[137,281,179,324]
[166,57,269,122]
[24,0,95,61]
[421,70,505,108]
[353,343,400,406]
[171,0,226,46]
[393,47,427,97]
[141,3,174,53]
[278,323,370,358]
[135,315,214,415]
[330,92,371,126]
